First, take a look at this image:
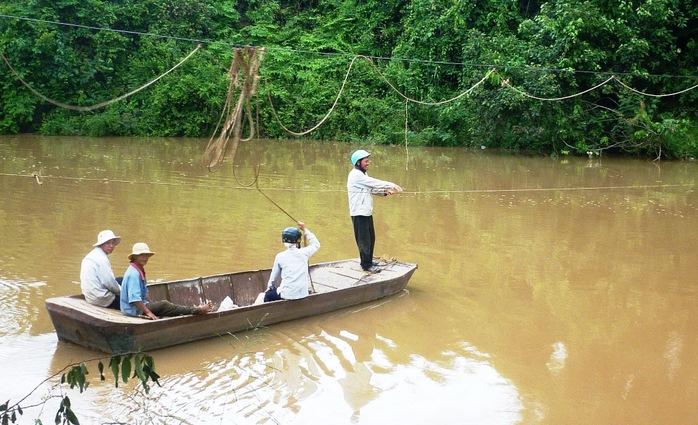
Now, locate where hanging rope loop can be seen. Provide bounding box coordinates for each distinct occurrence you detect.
[0,45,202,111]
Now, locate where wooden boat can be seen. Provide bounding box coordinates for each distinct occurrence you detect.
[45,259,417,354]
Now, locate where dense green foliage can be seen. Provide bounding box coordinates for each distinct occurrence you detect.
[1,0,697,158]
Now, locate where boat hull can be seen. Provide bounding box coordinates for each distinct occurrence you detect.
[46,259,417,353]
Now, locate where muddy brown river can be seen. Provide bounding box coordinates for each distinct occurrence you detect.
[1,135,697,424]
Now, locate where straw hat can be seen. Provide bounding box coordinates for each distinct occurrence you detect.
[93,230,121,247]
[128,242,156,260]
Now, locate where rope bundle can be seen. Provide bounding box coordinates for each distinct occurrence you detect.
[203,47,265,172]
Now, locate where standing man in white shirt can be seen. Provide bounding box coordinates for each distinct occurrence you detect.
[80,229,122,309]
[347,149,403,273]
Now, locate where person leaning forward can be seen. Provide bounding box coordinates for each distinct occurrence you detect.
[347,150,403,273]
[120,242,212,320]
[80,229,122,309]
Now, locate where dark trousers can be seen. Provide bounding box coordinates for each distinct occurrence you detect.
[106,295,121,310]
[148,300,199,317]
[352,215,375,270]
[264,287,283,302]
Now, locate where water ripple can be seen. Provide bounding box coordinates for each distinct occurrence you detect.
[69,329,522,425]
[0,277,47,336]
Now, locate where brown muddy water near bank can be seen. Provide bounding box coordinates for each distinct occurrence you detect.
[1,135,697,424]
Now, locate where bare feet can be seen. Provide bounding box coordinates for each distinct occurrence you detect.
[195,301,213,315]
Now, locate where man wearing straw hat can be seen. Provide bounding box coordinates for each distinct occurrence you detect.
[120,242,212,320]
[80,229,123,309]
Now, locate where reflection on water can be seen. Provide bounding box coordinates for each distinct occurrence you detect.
[44,296,521,424]
[545,342,567,375]
[2,135,698,424]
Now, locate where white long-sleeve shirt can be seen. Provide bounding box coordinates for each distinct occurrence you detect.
[267,229,321,300]
[80,247,120,307]
[347,167,398,216]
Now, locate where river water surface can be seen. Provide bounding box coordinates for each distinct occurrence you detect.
[1,135,697,424]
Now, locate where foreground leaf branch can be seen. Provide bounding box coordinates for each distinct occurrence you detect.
[1,353,159,425]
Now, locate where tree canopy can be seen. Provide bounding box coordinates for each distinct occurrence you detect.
[1,0,697,158]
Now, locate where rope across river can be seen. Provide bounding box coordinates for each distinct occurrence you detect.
[0,171,693,194]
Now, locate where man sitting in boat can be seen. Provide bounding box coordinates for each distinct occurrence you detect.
[120,242,212,320]
[263,222,321,302]
[80,229,122,309]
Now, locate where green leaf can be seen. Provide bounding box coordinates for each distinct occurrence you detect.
[121,356,131,384]
[149,370,161,386]
[143,354,155,370]
[65,370,74,388]
[98,361,105,381]
[75,368,85,393]
[134,355,145,382]
[65,408,79,425]
[109,356,120,388]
